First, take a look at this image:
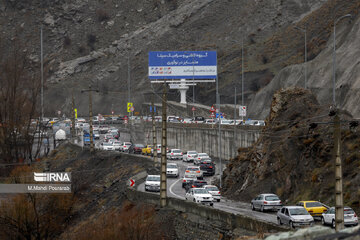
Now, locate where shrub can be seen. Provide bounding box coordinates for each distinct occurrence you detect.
[87,34,96,50]
[63,35,71,47]
[96,9,110,22]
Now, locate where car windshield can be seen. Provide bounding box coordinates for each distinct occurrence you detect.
[199,153,208,157]
[167,165,177,169]
[113,142,121,145]
[290,208,310,215]
[173,149,181,153]
[194,189,208,194]
[187,167,199,171]
[306,202,322,208]
[344,208,355,214]
[188,151,197,154]
[135,144,144,147]
[265,195,280,201]
[147,176,160,181]
[206,187,219,191]
[103,143,112,146]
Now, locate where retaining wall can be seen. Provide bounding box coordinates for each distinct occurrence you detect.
[150,124,262,160]
[126,188,286,233]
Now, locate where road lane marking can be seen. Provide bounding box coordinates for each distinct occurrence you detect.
[169,178,185,200]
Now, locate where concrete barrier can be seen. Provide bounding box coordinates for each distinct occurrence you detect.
[150,124,262,160]
[126,188,286,233]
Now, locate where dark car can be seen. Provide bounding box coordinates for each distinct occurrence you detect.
[184,180,208,192]
[129,144,145,154]
[200,161,215,176]
[193,116,205,124]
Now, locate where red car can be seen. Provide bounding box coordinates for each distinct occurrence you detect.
[129,144,145,154]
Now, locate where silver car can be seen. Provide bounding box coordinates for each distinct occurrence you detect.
[277,206,314,228]
[194,153,210,165]
[251,193,282,212]
[322,207,358,228]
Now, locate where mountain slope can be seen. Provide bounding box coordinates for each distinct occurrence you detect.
[248,12,360,119]
[1,0,329,116]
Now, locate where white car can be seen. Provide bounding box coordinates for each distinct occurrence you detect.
[185,188,214,206]
[120,142,132,152]
[101,142,113,151]
[183,151,198,162]
[194,153,210,165]
[204,185,221,202]
[182,118,193,124]
[205,119,216,124]
[220,119,234,125]
[112,141,122,151]
[277,206,314,228]
[182,173,197,188]
[166,163,179,178]
[93,130,100,139]
[144,175,160,192]
[322,207,358,228]
[167,149,183,160]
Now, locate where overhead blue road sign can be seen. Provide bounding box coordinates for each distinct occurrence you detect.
[148,51,217,80]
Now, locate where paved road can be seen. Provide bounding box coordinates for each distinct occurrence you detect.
[137,157,278,225]
[75,125,279,225]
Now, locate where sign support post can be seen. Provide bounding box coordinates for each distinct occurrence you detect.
[152,93,157,167]
[160,82,167,208]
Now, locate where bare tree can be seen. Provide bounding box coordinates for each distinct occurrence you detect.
[0,36,44,164]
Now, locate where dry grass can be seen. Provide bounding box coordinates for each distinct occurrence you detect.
[66,201,166,240]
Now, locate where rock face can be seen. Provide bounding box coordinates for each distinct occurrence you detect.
[222,88,360,213]
[248,14,360,119]
[1,0,331,117]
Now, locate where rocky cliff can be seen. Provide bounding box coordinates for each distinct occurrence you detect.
[222,87,360,212]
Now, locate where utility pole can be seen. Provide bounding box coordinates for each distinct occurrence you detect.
[152,93,157,166]
[332,14,351,231]
[216,74,222,188]
[40,27,44,121]
[334,112,344,231]
[233,84,237,158]
[81,85,98,153]
[160,83,167,207]
[192,53,195,119]
[71,89,76,142]
[128,55,133,125]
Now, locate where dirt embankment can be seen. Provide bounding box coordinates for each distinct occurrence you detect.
[222,88,360,212]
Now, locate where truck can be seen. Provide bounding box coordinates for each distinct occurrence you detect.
[83,132,90,145]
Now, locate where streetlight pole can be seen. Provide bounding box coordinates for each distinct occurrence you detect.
[40,27,44,121]
[295,26,307,89]
[332,13,351,232]
[333,14,352,107]
[233,84,237,159]
[241,36,245,123]
[81,85,99,153]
